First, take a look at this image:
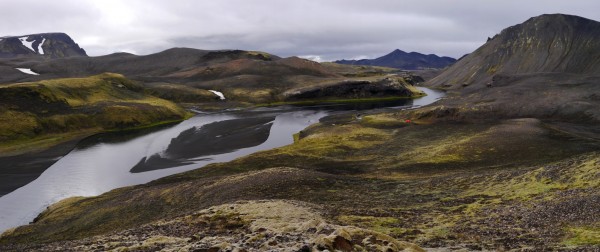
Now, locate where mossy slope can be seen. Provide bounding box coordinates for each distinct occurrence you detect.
[0,73,189,155]
[2,110,598,250]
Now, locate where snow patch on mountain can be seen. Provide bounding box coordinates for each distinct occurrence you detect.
[19,37,35,52]
[16,68,40,75]
[38,38,46,55]
[209,90,226,100]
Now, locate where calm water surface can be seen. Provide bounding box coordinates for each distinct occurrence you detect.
[0,87,444,232]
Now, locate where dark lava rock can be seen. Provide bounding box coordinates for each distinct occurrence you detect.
[284,77,420,100]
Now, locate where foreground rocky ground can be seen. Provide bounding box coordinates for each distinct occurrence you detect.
[4,199,424,251]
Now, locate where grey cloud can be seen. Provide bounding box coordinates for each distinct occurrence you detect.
[1,0,599,61]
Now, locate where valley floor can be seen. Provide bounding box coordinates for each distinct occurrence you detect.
[1,104,599,251]
[2,14,600,250]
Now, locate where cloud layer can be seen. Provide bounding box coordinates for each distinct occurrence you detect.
[1,0,599,61]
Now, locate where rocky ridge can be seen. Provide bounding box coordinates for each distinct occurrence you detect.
[428,14,600,89]
[0,33,87,58]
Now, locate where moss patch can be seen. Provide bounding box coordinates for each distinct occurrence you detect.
[563,226,600,246]
[464,156,600,200]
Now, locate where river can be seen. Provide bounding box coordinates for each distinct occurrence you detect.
[0,87,444,233]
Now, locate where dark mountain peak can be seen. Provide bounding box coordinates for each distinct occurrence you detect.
[492,14,599,43]
[335,49,456,70]
[0,32,87,58]
[526,13,595,24]
[389,49,407,55]
[428,14,600,89]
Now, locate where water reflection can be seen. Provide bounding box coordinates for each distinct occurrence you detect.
[131,116,276,172]
[0,87,444,232]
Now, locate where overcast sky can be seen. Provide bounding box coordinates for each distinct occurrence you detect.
[1,0,598,61]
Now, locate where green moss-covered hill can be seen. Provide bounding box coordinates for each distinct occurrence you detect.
[0,73,189,155]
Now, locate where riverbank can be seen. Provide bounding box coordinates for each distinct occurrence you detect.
[3,111,598,250]
[0,116,191,158]
[1,84,598,250]
[255,94,425,107]
[0,117,191,197]
[2,86,598,250]
[0,73,190,153]
[0,83,439,196]
[0,134,87,197]
[0,88,442,236]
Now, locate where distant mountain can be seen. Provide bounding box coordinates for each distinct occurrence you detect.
[0,47,422,104]
[428,14,600,89]
[335,49,456,70]
[0,33,87,58]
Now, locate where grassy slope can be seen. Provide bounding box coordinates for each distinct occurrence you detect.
[0,73,190,155]
[1,106,598,250]
[144,82,218,103]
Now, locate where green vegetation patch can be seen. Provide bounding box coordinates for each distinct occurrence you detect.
[0,73,189,154]
[225,126,382,176]
[464,156,600,200]
[563,226,600,246]
[338,215,407,236]
[227,88,276,103]
[0,110,40,141]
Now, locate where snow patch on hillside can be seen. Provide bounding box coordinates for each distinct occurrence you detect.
[38,38,46,54]
[16,68,40,75]
[19,37,35,52]
[209,90,226,100]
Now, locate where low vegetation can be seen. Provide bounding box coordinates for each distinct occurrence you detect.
[144,82,218,103]
[0,73,190,155]
[2,13,600,251]
[2,106,598,250]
